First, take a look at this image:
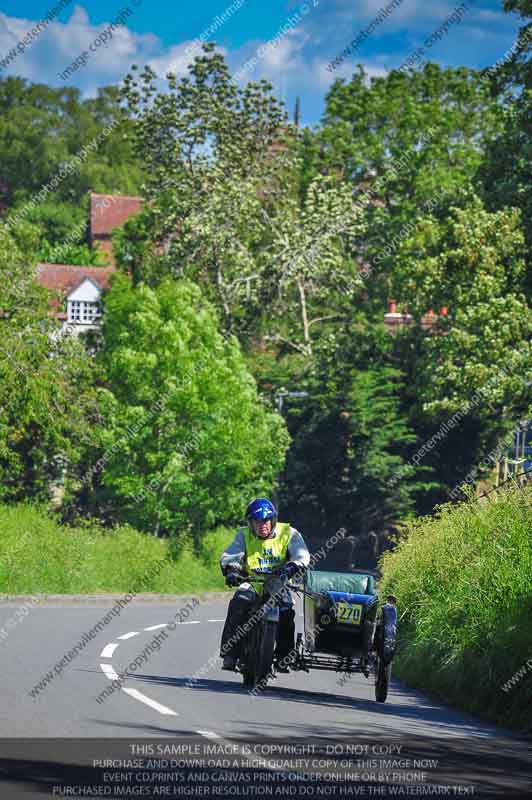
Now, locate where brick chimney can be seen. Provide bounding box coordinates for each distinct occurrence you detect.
[384,298,413,333]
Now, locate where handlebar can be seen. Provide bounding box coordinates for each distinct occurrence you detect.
[247,569,313,595]
[227,566,298,580]
[225,565,311,592]
[246,571,286,582]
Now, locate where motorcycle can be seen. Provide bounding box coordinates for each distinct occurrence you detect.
[226,566,398,702]
[230,567,297,690]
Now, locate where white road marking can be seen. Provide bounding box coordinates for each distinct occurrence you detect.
[97,619,209,718]
[123,688,178,715]
[100,663,120,682]
[207,619,225,622]
[196,730,220,739]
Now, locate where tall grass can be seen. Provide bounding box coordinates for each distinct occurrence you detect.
[380,485,532,732]
[0,503,233,594]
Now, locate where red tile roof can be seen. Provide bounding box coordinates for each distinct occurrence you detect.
[90,193,143,237]
[36,263,116,294]
[36,263,117,318]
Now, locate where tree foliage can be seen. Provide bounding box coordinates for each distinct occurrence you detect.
[481,3,532,294]
[0,224,99,501]
[281,327,420,538]
[0,78,143,219]
[120,46,365,352]
[92,277,289,536]
[0,13,530,545]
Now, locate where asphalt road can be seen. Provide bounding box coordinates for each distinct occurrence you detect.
[1,596,530,799]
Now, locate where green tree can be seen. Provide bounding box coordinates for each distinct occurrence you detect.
[319,64,501,198]
[8,201,109,265]
[120,46,368,354]
[498,0,531,89]
[481,92,532,296]
[480,1,532,294]
[120,45,295,337]
[92,276,289,537]
[389,196,530,412]
[0,78,143,211]
[280,324,419,539]
[387,196,531,505]
[309,64,531,509]
[16,201,86,246]
[311,64,505,311]
[0,223,99,501]
[0,78,71,207]
[265,174,366,356]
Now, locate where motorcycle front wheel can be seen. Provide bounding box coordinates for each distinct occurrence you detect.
[242,619,277,690]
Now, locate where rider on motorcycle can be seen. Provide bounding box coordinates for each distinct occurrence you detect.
[219,498,310,672]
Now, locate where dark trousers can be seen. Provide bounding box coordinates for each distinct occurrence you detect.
[220,588,295,661]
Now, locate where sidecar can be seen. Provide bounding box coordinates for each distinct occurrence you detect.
[293,569,397,702]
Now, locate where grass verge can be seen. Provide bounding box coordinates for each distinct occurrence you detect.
[380,484,532,733]
[0,503,233,594]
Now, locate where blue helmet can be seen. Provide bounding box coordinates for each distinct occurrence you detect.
[246,498,277,533]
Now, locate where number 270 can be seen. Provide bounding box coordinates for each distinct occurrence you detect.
[337,604,360,623]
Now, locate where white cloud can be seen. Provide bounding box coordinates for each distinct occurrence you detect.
[328,0,472,26]
[311,0,442,36]
[0,10,35,52]
[69,5,90,26]
[0,0,522,117]
[260,29,309,74]
[0,5,161,91]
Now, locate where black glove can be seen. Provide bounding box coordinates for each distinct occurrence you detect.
[279,562,302,580]
[225,569,243,587]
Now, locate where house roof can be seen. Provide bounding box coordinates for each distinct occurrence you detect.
[36,263,117,319]
[90,193,143,237]
[36,263,116,294]
[66,276,104,301]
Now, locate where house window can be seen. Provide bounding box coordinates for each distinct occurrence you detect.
[67,300,101,324]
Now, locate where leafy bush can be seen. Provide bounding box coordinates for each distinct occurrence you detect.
[380,485,532,732]
[0,504,229,594]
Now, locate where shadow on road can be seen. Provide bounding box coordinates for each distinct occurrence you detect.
[109,671,506,737]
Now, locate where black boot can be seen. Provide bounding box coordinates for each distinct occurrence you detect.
[220,590,253,661]
[275,607,296,671]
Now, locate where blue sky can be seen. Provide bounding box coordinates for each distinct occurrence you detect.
[0,1,524,124]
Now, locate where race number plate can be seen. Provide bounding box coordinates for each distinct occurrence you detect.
[336,601,363,625]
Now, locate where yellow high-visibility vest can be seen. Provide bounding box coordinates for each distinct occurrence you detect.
[242,522,291,573]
